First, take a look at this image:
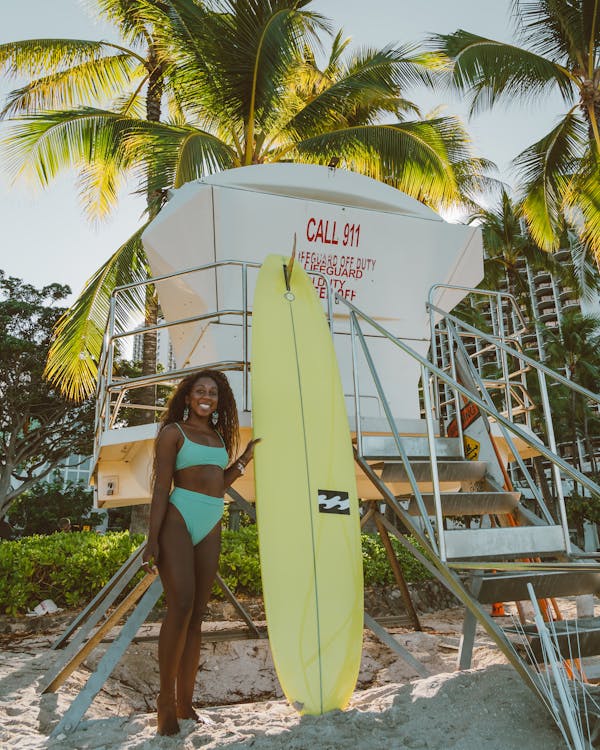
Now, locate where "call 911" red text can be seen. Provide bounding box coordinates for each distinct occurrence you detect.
[306,217,360,248]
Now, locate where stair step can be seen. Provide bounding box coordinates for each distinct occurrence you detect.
[579,657,600,682]
[406,491,520,517]
[380,460,487,484]
[516,617,600,661]
[472,570,600,603]
[444,525,567,561]
[361,435,462,459]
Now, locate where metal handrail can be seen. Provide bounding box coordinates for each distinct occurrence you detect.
[446,317,558,529]
[428,285,533,432]
[93,259,335,462]
[349,313,439,554]
[96,261,264,431]
[429,303,600,406]
[338,293,600,561]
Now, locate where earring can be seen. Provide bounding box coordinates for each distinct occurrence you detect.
[183,406,189,421]
[212,411,219,426]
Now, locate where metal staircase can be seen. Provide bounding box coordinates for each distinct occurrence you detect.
[340,286,600,702]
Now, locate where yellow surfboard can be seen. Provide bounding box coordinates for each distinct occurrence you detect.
[251,254,363,715]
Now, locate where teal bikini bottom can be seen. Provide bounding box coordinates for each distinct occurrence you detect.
[169,487,224,546]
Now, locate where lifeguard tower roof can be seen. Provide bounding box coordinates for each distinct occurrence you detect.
[142,163,483,420]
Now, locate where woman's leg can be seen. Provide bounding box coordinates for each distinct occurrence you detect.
[156,505,195,735]
[176,522,222,718]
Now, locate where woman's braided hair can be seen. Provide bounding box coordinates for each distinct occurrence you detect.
[158,369,240,461]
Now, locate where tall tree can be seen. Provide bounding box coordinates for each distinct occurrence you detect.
[472,188,598,313]
[431,0,600,260]
[0,0,190,405]
[0,272,94,518]
[1,0,489,402]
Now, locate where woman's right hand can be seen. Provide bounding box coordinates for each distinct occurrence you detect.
[142,540,159,575]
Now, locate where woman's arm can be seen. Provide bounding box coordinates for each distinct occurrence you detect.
[143,426,178,571]
[223,437,261,490]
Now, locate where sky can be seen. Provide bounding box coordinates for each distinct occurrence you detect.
[0,0,567,303]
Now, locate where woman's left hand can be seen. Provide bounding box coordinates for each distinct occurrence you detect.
[241,437,261,464]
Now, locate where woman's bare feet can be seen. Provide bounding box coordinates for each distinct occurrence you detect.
[176,703,199,721]
[157,693,180,736]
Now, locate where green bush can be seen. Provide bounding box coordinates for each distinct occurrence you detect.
[0,531,144,615]
[219,526,262,594]
[0,527,431,615]
[7,477,103,537]
[361,532,431,585]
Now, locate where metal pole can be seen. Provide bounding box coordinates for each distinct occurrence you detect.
[350,313,364,458]
[496,292,514,423]
[447,325,466,459]
[538,370,572,554]
[242,263,249,412]
[104,294,117,432]
[421,364,446,561]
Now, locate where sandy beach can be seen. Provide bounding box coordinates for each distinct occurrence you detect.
[0,600,575,750]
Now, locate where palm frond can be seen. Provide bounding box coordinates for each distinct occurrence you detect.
[324,28,353,77]
[283,45,424,140]
[1,54,145,119]
[76,159,124,222]
[565,228,600,300]
[162,0,328,146]
[44,226,150,400]
[511,0,592,67]
[93,0,159,48]
[0,38,143,77]
[431,29,576,115]
[516,110,588,251]
[123,119,235,191]
[109,87,148,118]
[572,153,600,261]
[2,108,134,191]
[292,116,479,209]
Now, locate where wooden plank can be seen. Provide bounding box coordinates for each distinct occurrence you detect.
[41,547,146,693]
[374,514,422,631]
[43,573,160,694]
[50,544,145,650]
[363,613,429,678]
[50,578,163,738]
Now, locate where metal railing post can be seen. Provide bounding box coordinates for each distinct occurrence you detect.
[242,263,249,412]
[421,364,446,561]
[350,313,364,459]
[538,370,572,553]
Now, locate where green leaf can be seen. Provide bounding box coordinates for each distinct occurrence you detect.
[44,227,149,401]
[430,29,576,116]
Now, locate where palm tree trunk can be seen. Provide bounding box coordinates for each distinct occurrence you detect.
[129,41,163,536]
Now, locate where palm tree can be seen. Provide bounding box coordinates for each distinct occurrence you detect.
[431,0,600,260]
[0,0,183,403]
[544,310,600,477]
[473,188,598,313]
[2,0,488,403]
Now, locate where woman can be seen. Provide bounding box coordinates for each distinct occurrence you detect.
[142,369,259,736]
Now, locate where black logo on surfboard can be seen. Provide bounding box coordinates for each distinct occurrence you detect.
[318,490,350,515]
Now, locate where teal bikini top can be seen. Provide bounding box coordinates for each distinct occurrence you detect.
[174,423,229,471]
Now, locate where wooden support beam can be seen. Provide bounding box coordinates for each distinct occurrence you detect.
[43,572,160,694]
[215,573,263,638]
[364,613,429,678]
[50,578,163,738]
[50,544,145,651]
[374,513,422,631]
